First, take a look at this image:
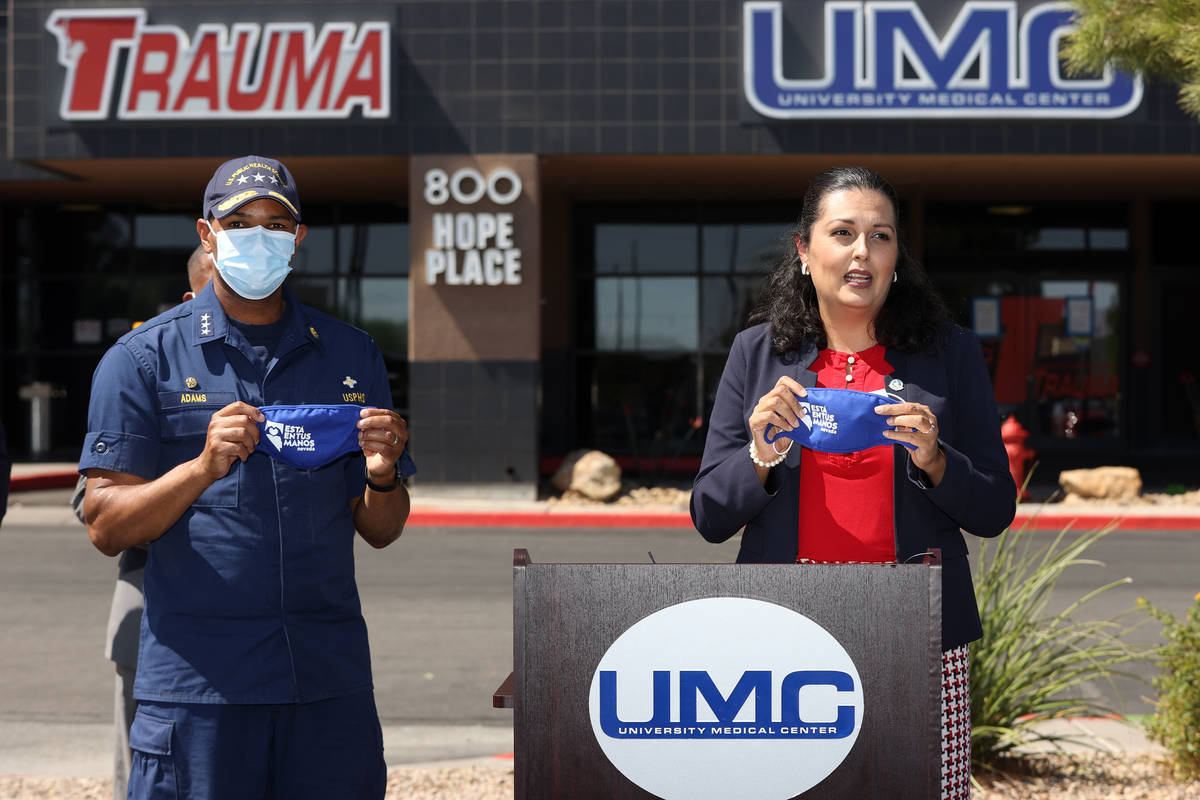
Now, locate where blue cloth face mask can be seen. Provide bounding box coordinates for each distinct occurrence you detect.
[764,387,914,454]
[208,221,295,300]
[256,404,418,477]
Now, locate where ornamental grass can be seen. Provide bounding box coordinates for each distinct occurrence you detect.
[970,510,1145,773]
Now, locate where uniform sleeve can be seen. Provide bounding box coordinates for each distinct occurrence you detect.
[342,339,394,500]
[690,331,779,543]
[78,344,161,480]
[906,328,1017,537]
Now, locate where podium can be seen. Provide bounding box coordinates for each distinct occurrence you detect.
[495,549,944,800]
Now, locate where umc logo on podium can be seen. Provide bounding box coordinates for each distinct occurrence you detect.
[743,1,1143,119]
[588,597,864,800]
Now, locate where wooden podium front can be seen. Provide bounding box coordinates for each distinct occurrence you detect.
[497,549,943,799]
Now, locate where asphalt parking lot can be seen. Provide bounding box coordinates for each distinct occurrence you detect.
[2,488,1197,775]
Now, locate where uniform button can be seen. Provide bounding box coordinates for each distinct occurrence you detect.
[95,442,107,453]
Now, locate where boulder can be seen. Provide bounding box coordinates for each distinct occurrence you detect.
[1058,466,1142,501]
[551,449,622,501]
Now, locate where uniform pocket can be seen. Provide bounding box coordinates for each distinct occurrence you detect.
[128,711,179,799]
[156,392,240,507]
[158,392,238,438]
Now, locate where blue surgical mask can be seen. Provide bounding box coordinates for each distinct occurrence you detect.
[256,404,418,477]
[207,220,295,300]
[764,387,914,454]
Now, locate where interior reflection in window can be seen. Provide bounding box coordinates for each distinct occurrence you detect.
[595,225,698,274]
[596,277,698,351]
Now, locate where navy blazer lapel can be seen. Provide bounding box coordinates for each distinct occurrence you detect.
[793,341,819,389]
[882,346,910,402]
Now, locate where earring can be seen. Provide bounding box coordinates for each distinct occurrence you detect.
[892,272,898,284]
[800,262,808,276]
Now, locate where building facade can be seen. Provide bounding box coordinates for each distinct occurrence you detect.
[2,0,1198,495]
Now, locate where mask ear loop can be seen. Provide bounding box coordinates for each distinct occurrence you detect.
[205,218,220,269]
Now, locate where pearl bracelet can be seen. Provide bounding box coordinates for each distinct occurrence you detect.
[749,437,793,469]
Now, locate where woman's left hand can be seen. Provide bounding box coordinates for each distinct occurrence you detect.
[876,401,946,485]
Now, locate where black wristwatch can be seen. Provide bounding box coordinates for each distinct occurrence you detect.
[365,464,401,492]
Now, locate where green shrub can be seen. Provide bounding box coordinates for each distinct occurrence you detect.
[970,517,1144,772]
[1140,592,1200,781]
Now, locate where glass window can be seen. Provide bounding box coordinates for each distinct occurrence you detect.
[925,204,1127,257]
[1158,273,1200,443]
[290,277,337,317]
[292,225,335,274]
[1028,280,1121,439]
[37,211,131,276]
[701,275,761,350]
[701,224,786,274]
[1090,228,1128,250]
[339,223,409,275]
[135,214,196,250]
[582,353,703,460]
[339,276,409,355]
[134,215,200,291]
[594,224,698,274]
[595,277,698,351]
[1029,227,1086,250]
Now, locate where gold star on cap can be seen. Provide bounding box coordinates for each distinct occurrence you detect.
[185,377,198,389]
[309,326,320,339]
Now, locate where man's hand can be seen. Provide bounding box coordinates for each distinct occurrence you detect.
[197,402,264,481]
[357,407,408,486]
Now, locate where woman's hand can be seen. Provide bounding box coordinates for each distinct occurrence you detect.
[748,376,808,466]
[877,401,946,486]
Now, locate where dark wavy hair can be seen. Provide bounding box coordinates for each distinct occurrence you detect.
[748,166,949,356]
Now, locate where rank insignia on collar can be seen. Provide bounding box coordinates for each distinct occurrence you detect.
[309,326,320,339]
[199,312,214,338]
[343,376,358,388]
[185,377,198,389]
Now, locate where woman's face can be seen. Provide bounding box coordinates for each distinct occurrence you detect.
[796,188,899,320]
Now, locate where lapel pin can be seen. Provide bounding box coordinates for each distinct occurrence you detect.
[888,378,904,391]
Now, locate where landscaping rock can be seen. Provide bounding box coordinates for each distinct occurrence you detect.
[550,449,622,501]
[1059,466,1142,501]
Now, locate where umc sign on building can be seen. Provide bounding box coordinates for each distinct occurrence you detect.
[1,0,1197,496]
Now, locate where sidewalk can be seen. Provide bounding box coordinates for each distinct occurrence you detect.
[0,716,1159,780]
[0,720,513,778]
[11,462,1200,530]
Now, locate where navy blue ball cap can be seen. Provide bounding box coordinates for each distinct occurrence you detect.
[202,155,302,222]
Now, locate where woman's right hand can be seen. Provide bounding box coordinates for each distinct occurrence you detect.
[748,376,808,465]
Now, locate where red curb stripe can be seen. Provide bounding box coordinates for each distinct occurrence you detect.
[492,752,515,760]
[407,510,695,528]
[9,470,79,492]
[1011,514,1200,530]
[408,511,1199,530]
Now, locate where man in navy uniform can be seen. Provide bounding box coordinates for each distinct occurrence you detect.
[79,155,410,799]
[71,244,215,800]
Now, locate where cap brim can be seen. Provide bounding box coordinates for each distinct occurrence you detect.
[211,189,301,221]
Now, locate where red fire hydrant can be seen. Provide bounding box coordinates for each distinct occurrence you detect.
[1001,415,1034,500]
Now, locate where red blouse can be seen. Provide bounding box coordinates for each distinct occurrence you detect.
[796,344,896,563]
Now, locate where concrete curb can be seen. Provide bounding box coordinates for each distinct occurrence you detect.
[10,463,1200,530]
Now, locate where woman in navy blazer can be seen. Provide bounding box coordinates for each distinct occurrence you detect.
[691,166,1015,798]
[690,167,1016,652]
